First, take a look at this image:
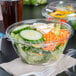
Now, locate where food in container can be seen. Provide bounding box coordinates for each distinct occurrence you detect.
[42,1,76,30]
[42,1,76,19]
[6,19,73,65]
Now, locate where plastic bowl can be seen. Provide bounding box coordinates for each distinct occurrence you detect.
[6,19,73,65]
[42,1,76,20]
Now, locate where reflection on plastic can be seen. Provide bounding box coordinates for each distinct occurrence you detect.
[66,48,76,76]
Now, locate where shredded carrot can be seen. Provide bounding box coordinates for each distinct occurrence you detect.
[43,29,70,52]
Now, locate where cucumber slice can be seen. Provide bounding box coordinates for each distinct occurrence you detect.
[20,30,43,41]
[11,32,15,38]
[13,25,30,33]
[14,34,25,43]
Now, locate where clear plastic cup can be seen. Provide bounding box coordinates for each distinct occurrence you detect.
[1,0,23,29]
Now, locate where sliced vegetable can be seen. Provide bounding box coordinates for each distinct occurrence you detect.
[48,5,75,18]
[14,34,25,43]
[20,30,43,40]
[33,23,48,29]
[33,23,55,34]
[11,32,15,38]
[12,25,30,33]
[49,11,66,18]
[42,43,58,52]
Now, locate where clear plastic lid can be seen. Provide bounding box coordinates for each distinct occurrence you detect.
[42,1,76,19]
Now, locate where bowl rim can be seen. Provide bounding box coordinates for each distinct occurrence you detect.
[6,18,74,45]
[47,0,76,5]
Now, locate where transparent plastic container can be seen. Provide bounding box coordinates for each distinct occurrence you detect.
[42,1,76,21]
[6,19,73,65]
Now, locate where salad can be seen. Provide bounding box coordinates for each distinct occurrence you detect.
[48,5,76,30]
[10,22,70,64]
[48,5,75,19]
[42,1,76,30]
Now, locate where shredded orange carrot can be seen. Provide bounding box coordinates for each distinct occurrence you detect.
[43,29,70,52]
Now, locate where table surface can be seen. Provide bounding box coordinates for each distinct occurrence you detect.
[0,5,76,76]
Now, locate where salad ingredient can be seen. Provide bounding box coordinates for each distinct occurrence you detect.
[15,43,51,64]
[11,32,15,38]
[48,5,75,19]
[42,42,59,52]
[10,22,71,64]
[20,30,43,41]
[33,23,55,34]
[49,10,73,18]
[44,29,70,42]
[11,25,45,44]
[33,23,48,29]
[43,24,70,52]
[12,25,30,33]
[49,11,66,18]
[51,42,67,59]
[59,19,67,23]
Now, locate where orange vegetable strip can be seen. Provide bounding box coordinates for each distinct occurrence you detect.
[43,28,70,51]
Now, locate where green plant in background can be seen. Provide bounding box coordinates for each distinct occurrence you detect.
[23,0,29,5]
[70,20,76,30]
[23,0,30,5]
[23,0,47,6]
